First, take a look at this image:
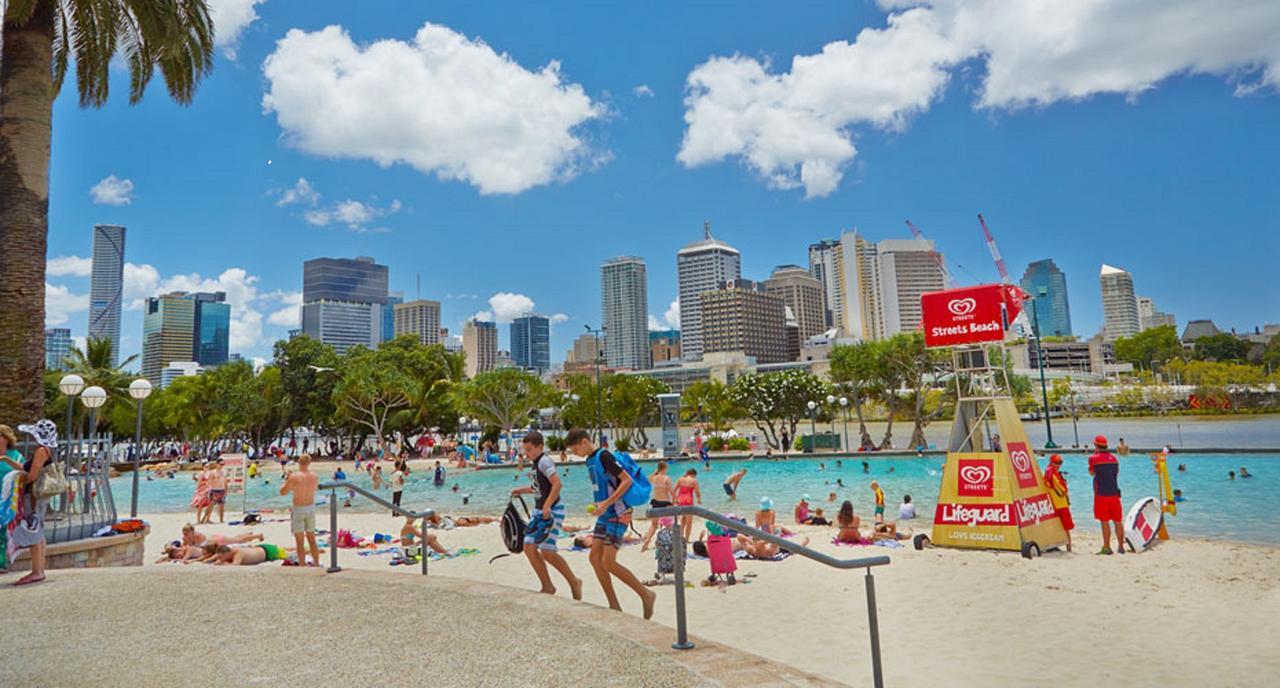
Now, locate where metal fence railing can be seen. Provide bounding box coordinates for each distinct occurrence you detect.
[18,435,119,545]
[318,481,436,576]
[646,504,892,688]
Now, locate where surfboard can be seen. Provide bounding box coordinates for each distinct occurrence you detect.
[1124,496,1163,552]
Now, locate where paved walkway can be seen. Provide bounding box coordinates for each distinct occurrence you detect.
[1,567,836,688]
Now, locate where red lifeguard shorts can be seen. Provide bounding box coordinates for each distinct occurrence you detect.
[1055,507,1074,531]
[1093,495,1123,522]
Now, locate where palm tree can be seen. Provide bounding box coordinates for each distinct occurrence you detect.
[0,0,214,422]
[65,337,137,431]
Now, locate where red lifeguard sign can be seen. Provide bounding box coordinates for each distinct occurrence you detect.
[920,283,1026,348]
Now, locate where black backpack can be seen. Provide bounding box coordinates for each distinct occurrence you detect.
[489,496,530,563]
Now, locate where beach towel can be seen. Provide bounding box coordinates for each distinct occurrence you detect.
[0,472,19,528]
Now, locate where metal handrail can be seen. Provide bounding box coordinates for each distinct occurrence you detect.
[318,481,436,576]
[647,505,891,688]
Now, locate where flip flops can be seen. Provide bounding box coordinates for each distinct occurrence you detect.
[1095,547,1112,555]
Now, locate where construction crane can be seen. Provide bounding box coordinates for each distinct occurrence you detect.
[976,213,1011,284]
[905,220,958,288]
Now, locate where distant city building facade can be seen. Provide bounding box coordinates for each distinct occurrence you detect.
[649,330,681,365]
[677,223,741,361]
[463,320,498,378]
[1099,264,1140,341]
[191,291,230,367]
[44,328,72,371]
[1020,259,1072,337]
[1137,295,1176,332]
[699,279,788,364]
[764,265,826,341]
[511,314,551,373]
[383,291,404,344]
[877,238,945,337]
[142,293,196,384]
[807,239,841,328]
[393,299,442,345]
[89,224,126,366]
[567,333,600,365]
[601,256,651,370]
[301,256,389,352]
[810,231,882,341]
[160,361,204,389]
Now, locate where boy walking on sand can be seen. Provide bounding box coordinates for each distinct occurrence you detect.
[566,428,656,619]
[510,431,582,600]
[870,481,886,523]
[281,453,322,566]
[1088,435,1126,555]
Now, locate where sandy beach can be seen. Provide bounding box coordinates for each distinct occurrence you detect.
[136,480,1280,688]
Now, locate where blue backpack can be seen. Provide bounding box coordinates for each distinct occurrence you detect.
[587,449,652,510]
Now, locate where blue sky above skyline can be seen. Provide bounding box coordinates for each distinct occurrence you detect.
[43,0,1280,366]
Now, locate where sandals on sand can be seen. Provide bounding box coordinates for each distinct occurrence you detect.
[1095,547,1112,555]
[13,575,46,586]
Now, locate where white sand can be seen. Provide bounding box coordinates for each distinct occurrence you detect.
[138,495,1280,688]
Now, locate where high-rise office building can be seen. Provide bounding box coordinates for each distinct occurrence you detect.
[192,291,230,367]
[142,293,196,384]
[764,265,826,341]
[810,231,881,340]
[567,333,600,365]
[300,301,381,354]
[44,328,72,371]
[1020,259,1073,337]
[877,238,945,337]
[677,222,740,361]
[463,319,498,378]
[1137,295,1176,332]
[1100,264,1140,341]
[383,291,404,343]
[601,256,651,370]
[699,279,788,364]
[393,299,442,345]
[301,256,389,352]
[510,314,551,373]
[649,330,681,365]
[88,224,126,366]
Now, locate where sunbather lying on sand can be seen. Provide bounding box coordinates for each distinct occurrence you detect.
[401,516,449,555]
[735,534,809,559]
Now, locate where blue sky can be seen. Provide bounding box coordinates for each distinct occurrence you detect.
[44,0,1280,366]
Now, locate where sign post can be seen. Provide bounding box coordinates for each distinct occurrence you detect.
[221,453,247,514]
[657,393,682,459]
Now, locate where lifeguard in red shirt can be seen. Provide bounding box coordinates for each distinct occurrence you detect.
[1043,454,1073,552]
[1088,435,1126,555]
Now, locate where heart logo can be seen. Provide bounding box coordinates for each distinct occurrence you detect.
[947,298,977,316]
[1010,450,1031,472]
[960,465,991,485]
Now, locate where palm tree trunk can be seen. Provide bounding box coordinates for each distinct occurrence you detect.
[0,2,55,423]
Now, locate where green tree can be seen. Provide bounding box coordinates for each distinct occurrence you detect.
[331,346,414,449]
[1,0,214,422]
[1192,333,1250,363]
[58,338,140,434]
[730,369,829,449]
[604,375,669,448]
[1262,335,1280,371]
[680,379,740,432]
[828,340,882,449]
[1113,325,1183,370]
[380,335,465,436]
[882,333,951,450]
[273,336,340,436]
[456,368,550,454]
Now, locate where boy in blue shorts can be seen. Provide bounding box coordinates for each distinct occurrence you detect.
[511,431,581,600]
[566,428,656,619]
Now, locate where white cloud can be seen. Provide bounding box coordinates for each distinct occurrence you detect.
[90,175,135,205]
[550,313,569,325]
[123,263,161,309]
[276,177,320,206]
[663,299,680,330]
[45,283,88,325]
[680,0,1280,198]
[47,255,92,277]
[474,292,536,324]
[266,290,303,327]
[72,336,87,353]
[647,315,663,331]
[120,264,282,352]
[208,0,266,58]
[262,23,606,195]
[633,84,654,97]
[304,198,400,232]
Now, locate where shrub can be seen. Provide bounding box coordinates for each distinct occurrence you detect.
[546,435,565,451]
[705,436,726,451]
[727,437,751,451]
[614,436,631,452]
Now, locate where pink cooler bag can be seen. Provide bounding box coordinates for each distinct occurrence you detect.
[706,535,737,575]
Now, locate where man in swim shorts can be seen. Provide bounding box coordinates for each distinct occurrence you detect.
[1088,435,1126,555]
[722,468,747,501]
[206,460,228,523]
[281,453,321,566]
[870,481,886,523]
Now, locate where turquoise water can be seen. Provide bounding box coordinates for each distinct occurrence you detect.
[115,452,1277,545]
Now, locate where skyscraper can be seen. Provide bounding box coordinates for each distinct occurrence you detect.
[699,279,788,364]
[393,299,442,345]
[567,333,600,365]
[764,265,826,341]
[1019,259,1073,337]
[192,291,230,367]
[88,224,125,366]
[810,231,881,340]
[44,328,72,371]
[601,256,651,370]
[1100,264,1140,341]
[301,256,389,352]
[807,239,841,328]
[677,222,740,361]
[876,238,946,337]
[142,293,196,384]
[463,319,498,378]
[383,291,404,343]
[510,314,551,373]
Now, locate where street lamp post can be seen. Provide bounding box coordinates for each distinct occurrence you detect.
[80,385,107,513]
[59,374,85,463]
[128,378,153,518]
[585,325,605,444]
[1029,290,1057,449]
[806,400,817,454]
[825,394,837,452]
[839,396,850,453]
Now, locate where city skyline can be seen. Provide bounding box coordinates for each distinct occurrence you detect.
[40,2,1279,365]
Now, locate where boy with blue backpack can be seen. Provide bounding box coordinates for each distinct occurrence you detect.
[565,428,656,620]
